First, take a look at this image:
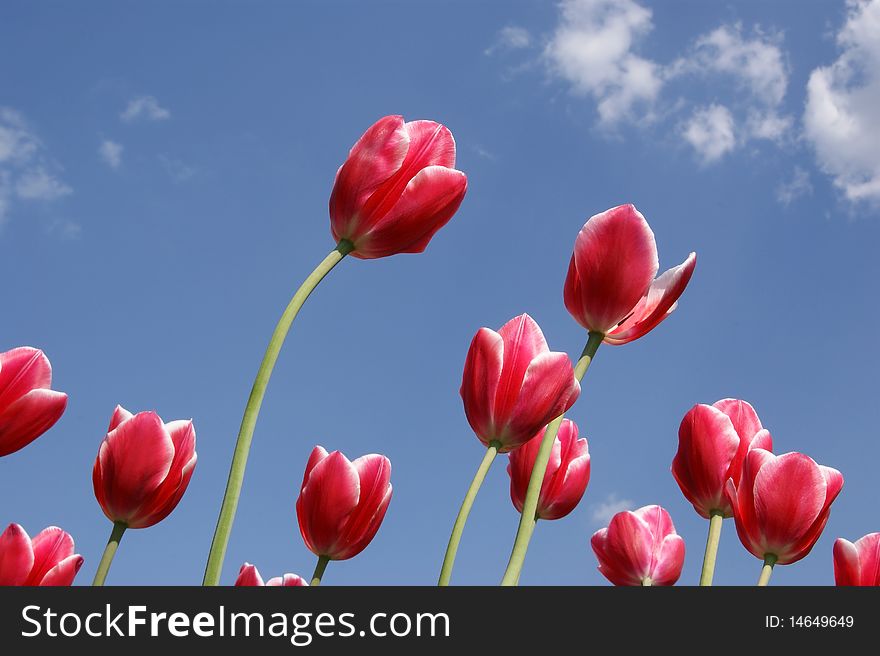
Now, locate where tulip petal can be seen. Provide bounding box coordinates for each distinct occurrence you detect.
[833,538,861,586]
[108,405,134,432]
[713,399,762,442]
[603,511,654,582]
[26,527,75,585]
[651,534,685,585]
[460,328,504,444]
[297,451,360,557]
[493,315,550,430]
[0,524,34,586]
[333,455,392,560]
[542,449,590,520]
[38,555,83,586]
[854,533,880,586]
[0,347,53,413]
[267,574,308,587]
[0,389,68,457]
[235,563,264,586]
[301,445,330,491]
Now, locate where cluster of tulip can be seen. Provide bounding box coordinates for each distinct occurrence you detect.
[1,114,875,587]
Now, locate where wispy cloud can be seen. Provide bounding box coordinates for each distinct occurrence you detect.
[159,154,196,183]
[485,25,533,56]
[44,217,82,240]
[681,104,737,164]
[99,140,124,169]
[15,167,72,200]
[121,95,171,123]
[776,166,813,206]
[590,493,634,525]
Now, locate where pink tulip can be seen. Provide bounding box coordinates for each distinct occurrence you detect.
[0,524,83,586]
[508,419,590,520]
[672,399,772,518]
[235,562,308,587]
[591,505,685,586]
[726,449,843,565]
[92,406,197,529]
[834,534,880,586]
[329,115,468,259]
[0,347,68,457]
[460,314,580,452]
[563,205,696,344]
[296,446,392,561]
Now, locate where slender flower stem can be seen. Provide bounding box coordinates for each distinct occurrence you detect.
[310,556,330,587]
[203,240,354,586]
[699,510,724,586]
[757,554,777,586]
[500,331,604,586]
[92,522,127,586]
[438,441,501,586]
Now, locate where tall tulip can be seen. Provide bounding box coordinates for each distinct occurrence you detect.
[726,449,843,585]
[204,114,467,586]
[439,314,579,585]
[501,204,695,586]
[296,446,392,585]
[0,347,68,457]
[672,399,772,585]
[0,524,83,586]
[92,405,197,585]
[591,505,685,586]
[235,562,307,587]
[833,534,880,586]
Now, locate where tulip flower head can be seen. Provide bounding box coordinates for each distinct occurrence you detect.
[460,314,581,452]
[834,534,880,586]
[235,562,308,587]
[296,446,392,561]
[508,419,590,520]
[672,399,772,519]
[0,524,83,586]
[591,505,685,586]
[726,449,843,565]
[329,115,468,259]
[563,205,696,345]
[92,406,197,529]
[0,347,68,457]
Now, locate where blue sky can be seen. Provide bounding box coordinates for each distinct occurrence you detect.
[2,0,879,586]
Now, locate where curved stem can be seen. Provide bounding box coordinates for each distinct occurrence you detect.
[310,555,330,587]
[500,331,604,586]
[91,522,127,586]
[699,511,724,586]
[438,442,501,585]
[757,554,777,586]
[203,241,353,586]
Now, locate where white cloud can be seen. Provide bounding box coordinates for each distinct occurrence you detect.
[804,0,880,205]
[15,168,72,201]
[121,95,171,123]
[590,493,634,525]
[485,26,532,55]
[159,154,196,183]
[775,167,813,206]
[682,104,736,163]
[544,0,663,126]
[0,108,40,163]
[99,140,123,169]
[44,218,82,240]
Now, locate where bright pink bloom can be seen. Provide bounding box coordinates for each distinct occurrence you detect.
[672,399,772,518]
[460,314,580,452]
[92,406,197,529]
[591,505,685,586]
[235,563,308,587]
[329,115,467,259]
[834,534,880,586]
[0,347,68,457]
[563,205,696,345]
[0,524,83,586]
[296,446,392,561]
[726,450,843,565]
[508,419,590,520]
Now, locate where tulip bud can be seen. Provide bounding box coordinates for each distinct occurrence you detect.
[92,406,197,529]
[460,314,580,452]
[329,115,468,259]
[563,205,696,344]
[235,562,308,587]
[833,534,880,586]
[0,523,83,586]
[0,347,68,457]
[508,419,590,520]
[296,446,392,561]
[591,505,685,586]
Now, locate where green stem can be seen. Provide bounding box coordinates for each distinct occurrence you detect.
[500,331,604,586]
[91,522,127,586]
[757,554,777,586]
[202,240,353,586]
[310,555,330,587]
[438,442,501,585]
[699,511,724,586]
[641,577,653,586]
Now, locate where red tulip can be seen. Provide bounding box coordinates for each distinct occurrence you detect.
[0,347,68,457]
[563,205,696,344]
[726,449,843,565]
[508,419,590,520]
[834,534,880,586]
[460,314,580,452]
[0,524,83,586]
[591,505,685,586]
[92,406,197,529]
[235,563,307,587]
[672,399,772,518]
[296,446,392,561]
[329,115,468,259]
